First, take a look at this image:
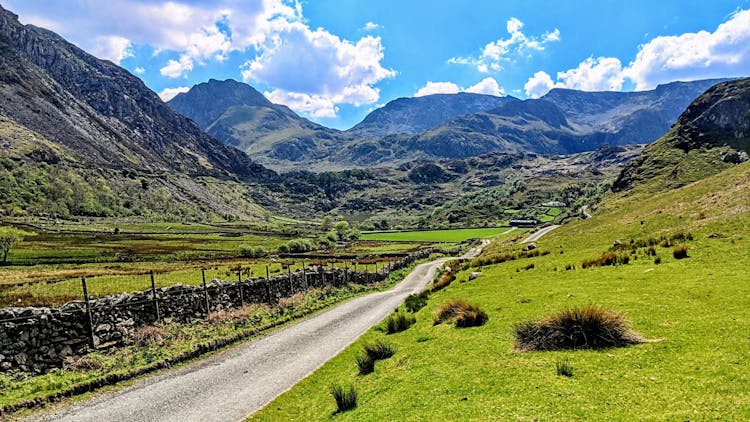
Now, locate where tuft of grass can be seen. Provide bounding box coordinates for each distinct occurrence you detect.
[330,384,358,413]
[434,299,488,328]
[131,325,167,347]
[383,312,416,334]
[431,271,456,292]
[513,305,645,351]
[405,291,429,313]
[673,245,689,259]
[363,340,396,360]
[555,359,574,377]
[356,353,375,375]
[582,252,630,268]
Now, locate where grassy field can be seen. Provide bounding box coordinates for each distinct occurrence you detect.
[360,227,521,243]
[252,162,750,420]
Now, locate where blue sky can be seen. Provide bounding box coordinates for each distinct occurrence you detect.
[5,0,750,129]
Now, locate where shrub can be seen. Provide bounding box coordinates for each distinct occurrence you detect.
[384,312,416,334]
[513,306,644,351]
[646,246,656,256]
[132,325,167,347]
[434,299,488,328]
[363,340,396,360]
[405,292,429,313]
[555,360,574,377]
[356,353,375,375]
[330,384,358,412]
[654,256,661,265]
[673,245,688,259]
[239,245,265,258]
[277,243,290,254]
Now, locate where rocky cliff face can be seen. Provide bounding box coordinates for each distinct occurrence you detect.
[346,92,517,139]
[613,77,750,192]
[0,6,273,180]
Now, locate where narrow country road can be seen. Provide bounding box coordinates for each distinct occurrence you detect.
[521,225,561,243]
[31,243,485,422]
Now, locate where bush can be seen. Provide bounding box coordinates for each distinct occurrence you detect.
[405,292,429,313]
[287,238,314,253]
[239,245,265,258]
[513,306,644,351]
[331,384,358,412]
[277,243,290,254]
[363,340,396,360]
[673,245,688,259]
[356,353,375,375]
[384,312,416,334]
[434,299,488,328]
[555,359,574,377]
[654,256,662,265]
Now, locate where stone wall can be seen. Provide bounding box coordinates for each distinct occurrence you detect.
[0,248,439,373]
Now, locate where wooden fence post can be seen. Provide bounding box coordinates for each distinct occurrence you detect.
[201,269,210,314]
[150,270,160,322]
[287,264,293,294]
[302,259,308,290]
[265,265,272,303]
[237,265,244,307]
[81,276,96,349]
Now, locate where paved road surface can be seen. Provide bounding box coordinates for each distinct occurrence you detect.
[32,244,485,422]
[521,225,561,243]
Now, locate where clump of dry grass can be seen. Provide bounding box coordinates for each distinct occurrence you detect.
[581,252,630,269]
[513,306,645,351]
[433,299,488,328]
[132,325,167,347]
[207,304,270,327]
[673,245,689,259]
[64,355,104,371]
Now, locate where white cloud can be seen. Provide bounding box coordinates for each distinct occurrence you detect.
[414,81,460,97]
[414,77,505,97]
[160,55,193,78]
[556,57,625,91]
[363,22,380,31]
[624,8,750,89]
[90,35,133,64]
[158,86,190,102]
[242,24,395,113]
[466,77,505,96]
[7,1,396,117]
[524,71,559,98]
[264,89,339,118]
[134,67,145,75]
[449,17,560,73]
[525,8,750,97]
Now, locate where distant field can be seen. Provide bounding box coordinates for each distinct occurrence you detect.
[361,227,520,242]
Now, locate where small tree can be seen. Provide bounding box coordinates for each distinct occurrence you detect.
[0,227,31,265]
[321,216,333,231]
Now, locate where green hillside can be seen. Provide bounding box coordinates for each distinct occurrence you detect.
[252,160,750,420]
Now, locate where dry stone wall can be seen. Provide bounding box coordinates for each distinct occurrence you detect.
[0,248,439,374]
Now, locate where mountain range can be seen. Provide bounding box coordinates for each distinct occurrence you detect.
[0,2,748,228]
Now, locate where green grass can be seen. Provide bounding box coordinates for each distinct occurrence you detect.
[251,162,750,420]
[361,227,519,243]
